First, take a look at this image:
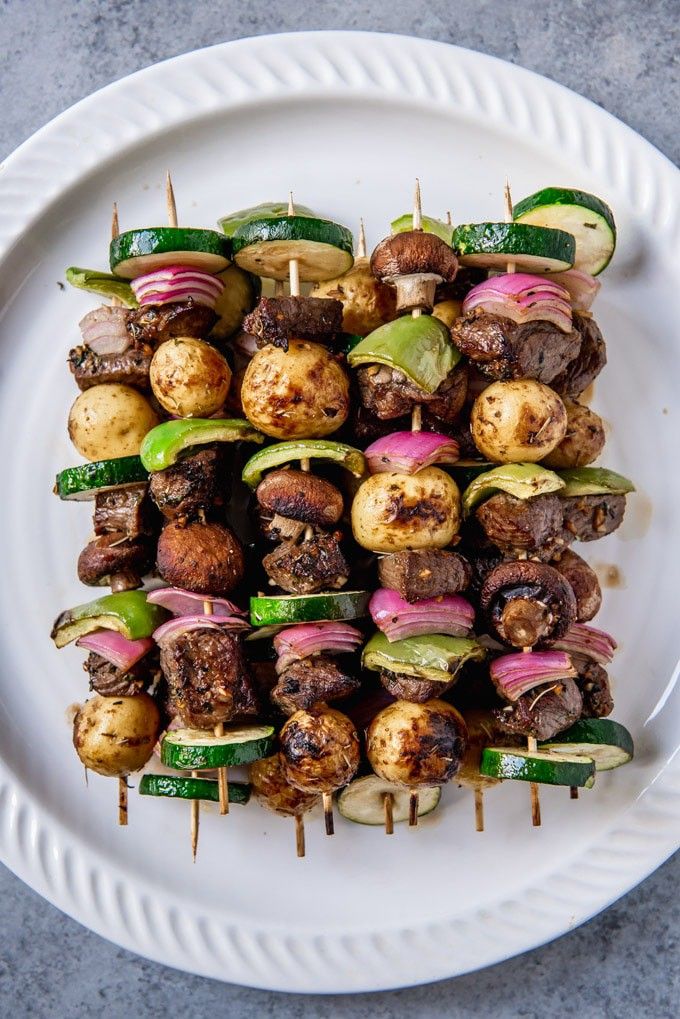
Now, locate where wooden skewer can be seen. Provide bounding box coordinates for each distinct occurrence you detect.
[409,791,419,827]
[287,192,300,296]
[503,179,516,274]
[191,769,200,861]
[383,792,394,835]
[295,813,306,857]
[274,279,285,297]
[322,792,334,836]
[474,788,485,832]
[357,218,367,259]
[411,181,424,433]
[570,786,579,800]
[166,170,178,228]
[520,640,542,827]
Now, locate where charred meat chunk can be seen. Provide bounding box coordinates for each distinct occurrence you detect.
[126,299,217,346]
[481,560,577,648]
[551,314,607,398]
[243,296,343,352]
[550,549,602,622]
[160,628,257,728]
[263,534,349,595]
[576,660,614,718]
[68,344,152,391]
[356,362,468,423]
[561,493,626,542]
[271,656,360,715]
[148,449,223,522]
[475,493,565,557]
[379,670,449,703]
[450,311,581,384]
[84,651,156,697]
[377,549,472,602]
[156,519,244,595]
[493,676,583,741]
[256,469,343,527]
[93,483,152,538]
[77,533,153,591]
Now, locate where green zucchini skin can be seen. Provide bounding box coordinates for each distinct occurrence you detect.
[513,187,616,275]
[160,726,275,770]
[231,215,353,257]
[540,718,633,771]
[110,227,232,278]
[451,222,575,272]
[218,202,316,237]
[249,591,370,626]
[55,455,148,500]
[139,774,251,804]
[480,747,596,787]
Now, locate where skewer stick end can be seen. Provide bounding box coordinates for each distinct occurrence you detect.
[383,792,394,835]
[118,775,128,826]
[295,813,306,857]
[474,788,484,832]
[570,786,579,800]
[357,218,367,259]
[322,792,335,836]
[288,191,295,216]
[111,203,120,241]
[166,171,178,228]
[413,178,422,230]
[408,790,419,827]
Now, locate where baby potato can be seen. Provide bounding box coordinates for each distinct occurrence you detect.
[73,693,160,777]
[279,706,360,793]
[150,337,231,417]
[68,384,159,461]
[241,339,349,439]
[311,257,397,336]
[432,299,463,329]
[471,379,567,463]
[367,699,468,788]
[542,399,605,468]
[351,467,461,552]
[250,753,319,817]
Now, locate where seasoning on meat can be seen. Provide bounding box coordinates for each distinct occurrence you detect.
[93,483,152,538]
[550,314,607,398]
[271,656,360,715]
[493,676,583,740]
[475,492,565,558]
[576,660,614,718]
[550,548,602,621]
[263,534,349,594]
[377,549,471,602]
[450,311,581,384]
[84,651,156,697]
[561,493,626,542]
[357,362,468,422]
[243,295,343,352]
[380,670,449,703]
[126,299,217,346]
[68,344,152,391]
[149,448,224,522]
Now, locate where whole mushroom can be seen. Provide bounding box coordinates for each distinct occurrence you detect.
[370,231,459,313]
[480,560,577,648]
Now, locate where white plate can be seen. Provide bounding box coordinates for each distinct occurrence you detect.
[0,32,678,994]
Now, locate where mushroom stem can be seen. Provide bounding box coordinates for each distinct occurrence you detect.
[295,813,306,857]
[504,179,516,274]
[408,790,419,827]
[191,769,200,860]
[474,788,484,832]
[118,776,128,826]
[166,171,178,228]
[383,791,394,835]
[322,792,334,836]
[396,274,439,313]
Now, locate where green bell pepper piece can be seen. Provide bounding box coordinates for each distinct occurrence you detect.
[65,267,138,308]
[51,591,168,648]
[390,213,455,245]
[348,315,459,393]
[362,632,485,683]
[462,463,565,516]
[140,418,264,473]
[242,439,366,489]
[558,467,635,497]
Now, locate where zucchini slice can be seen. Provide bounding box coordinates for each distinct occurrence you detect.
[513,187,616,275]
[160,725,275,770]
[557,467,635,497]
[451,222,575,272]
[139,773,250,804]
[338,775,441,825]
[480,746,596,787]
[540,718,633,771]
[250,590,370,626]
[232,215,354,281]
[110,227,231,278]
[65,267,138,307]
[54,455,148,500]
[218,201,315,237]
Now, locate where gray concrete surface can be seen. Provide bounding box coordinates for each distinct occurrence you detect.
[0,1,678,1015]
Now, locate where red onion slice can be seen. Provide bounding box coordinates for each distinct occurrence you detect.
[463,272,573,333]
[273,622,363,674]
[76,631,154,671]
[491,650,577,702]
[548,623,617,666]
[78,305,131,355]
[369,588,475,641]
[153,614,251,644]
[147,587,247,618]
[130,265,224,310]
[546,269,601,312]
[364,431,460,475]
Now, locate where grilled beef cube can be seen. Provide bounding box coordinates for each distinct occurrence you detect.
[271,656,360,715]
[126,299,217,346]
[84,651,156,697]
[475,493,565,558]
[493,676,583,741]
[561,493,626,542]
[377,549,471,602]
[243,296,343,352]
[68,344,152,391]
[77,533,153,591]
[160,628,257,728]
[551,314,607,398]
[93,483,152,538]
[576,660,614,718]
[256,469,343,526]
[263,534,349,594]
[148,449,223,521]
[380,670,449,703]
[356,362,468,422]
[450,311,581,384]
[550,549,602,622]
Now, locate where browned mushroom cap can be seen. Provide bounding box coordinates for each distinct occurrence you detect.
[255,469,343,526]
[77,534,153,591]
[480,560,577,648]
[550,548,602,622]
[156,519,244,595]
[370,232,459,312]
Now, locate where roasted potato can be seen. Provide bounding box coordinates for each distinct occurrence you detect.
[367,699,468,787]
[279,706,360,793]
[73,693,160,777]
[68,384,159,460]
[351,467,461,552]
[311,257,397,336]
[150,337,231,417]
[432,299,463,329]
[240,340,349,439]
[250,753,319,816]
[471,379,567,463]
[542,399,605,468]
